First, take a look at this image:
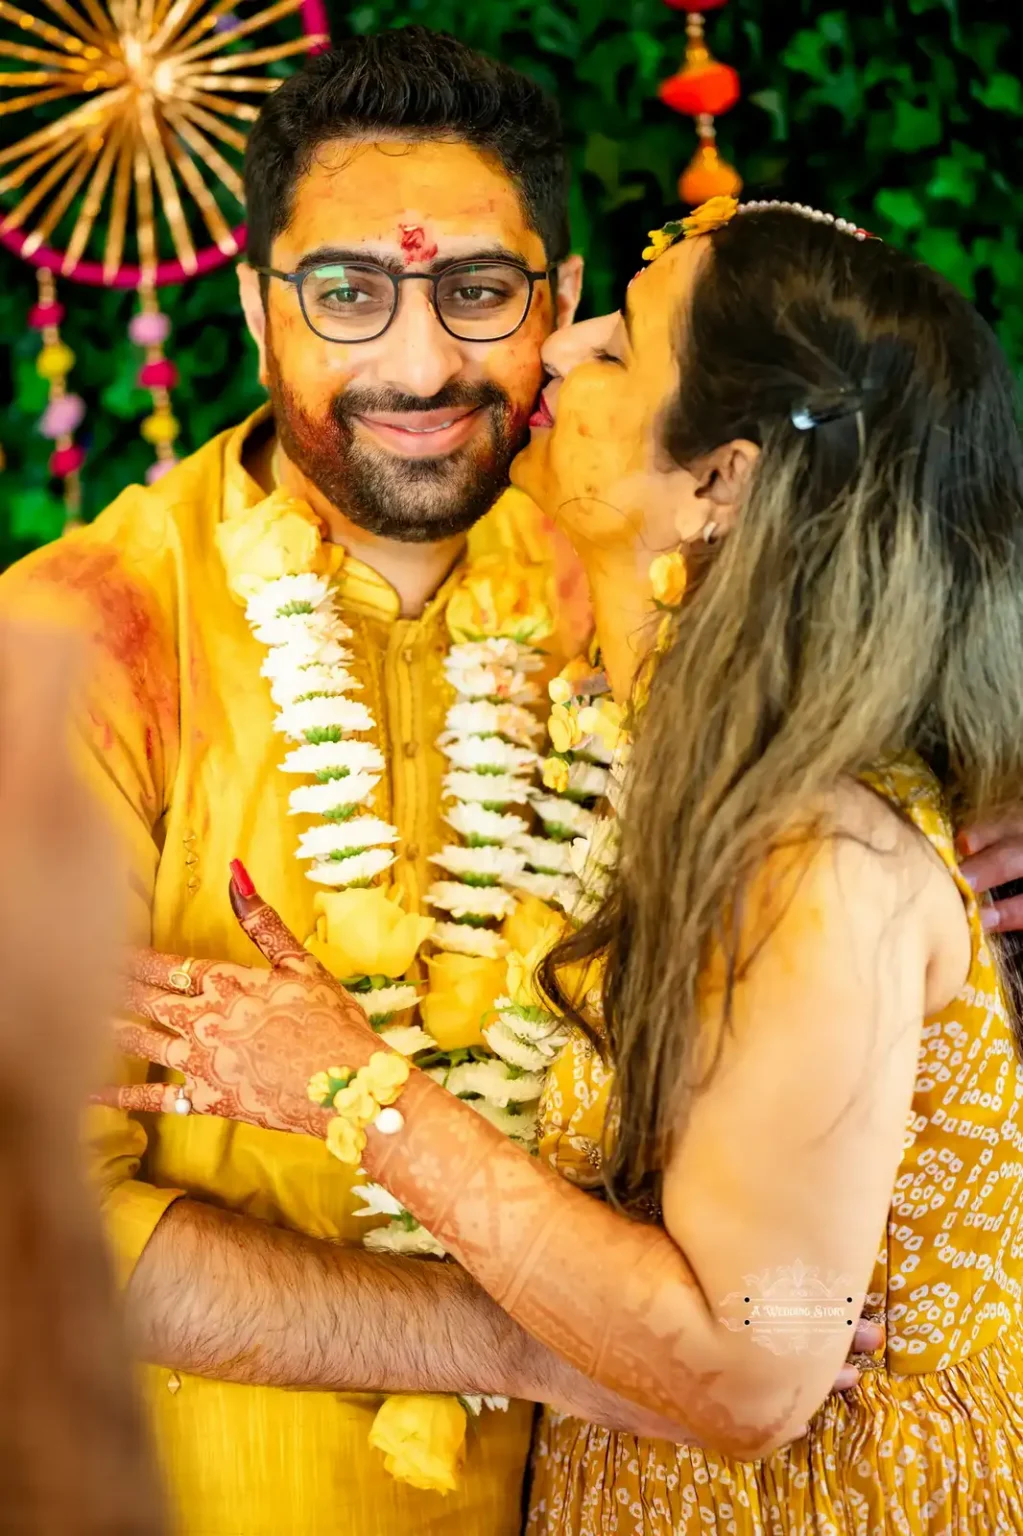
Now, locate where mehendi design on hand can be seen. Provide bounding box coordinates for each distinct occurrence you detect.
[95,871,382,1136]
[95,878,801,1454]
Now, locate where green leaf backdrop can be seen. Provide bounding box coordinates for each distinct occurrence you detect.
[1,0,1020,565]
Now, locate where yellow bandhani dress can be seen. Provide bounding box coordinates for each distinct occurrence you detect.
[0,405,588,1536]
[528,757,1023,1534]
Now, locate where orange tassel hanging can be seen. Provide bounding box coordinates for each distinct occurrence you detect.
[658,0,742,206]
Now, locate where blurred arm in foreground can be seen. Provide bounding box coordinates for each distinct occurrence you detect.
[0,608,163,1535]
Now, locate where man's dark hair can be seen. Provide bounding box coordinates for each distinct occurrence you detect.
[244,27,569,270]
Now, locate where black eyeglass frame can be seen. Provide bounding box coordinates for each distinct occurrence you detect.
[252,258,556,344]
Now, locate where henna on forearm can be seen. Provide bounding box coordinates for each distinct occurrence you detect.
[125,1197,696,1439]
[362,1071,805,1457]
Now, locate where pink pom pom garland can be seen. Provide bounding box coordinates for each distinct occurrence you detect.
[32,269,84,528]
[131,287,181,479]
[39,394,86,440]
[49,444,86,478]
[28,301,65,330]
[145,456,179,486]
[128,310,171,348]
[138,358,179,391]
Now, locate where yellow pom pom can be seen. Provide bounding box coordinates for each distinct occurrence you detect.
[36,341,75,381]
[141,410,179,446]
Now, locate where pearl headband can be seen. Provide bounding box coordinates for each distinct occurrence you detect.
[642,195,874,263]
[739,199,872,241]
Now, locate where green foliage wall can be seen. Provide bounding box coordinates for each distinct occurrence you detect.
[1,0,1020,563]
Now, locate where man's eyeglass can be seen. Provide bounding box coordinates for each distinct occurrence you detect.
[251,259,554,345]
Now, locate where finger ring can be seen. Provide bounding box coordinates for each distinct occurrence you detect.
[168,958,197,994]
[173,1087,192,1117]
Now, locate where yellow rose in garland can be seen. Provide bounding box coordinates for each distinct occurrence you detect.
[420,952,506,1050]
[368,1396,468,1495]
[214,488,326,603]
[506,938,554,1011]
[306,887,434,980]
[504,893,566,959]
[446,553,553,643]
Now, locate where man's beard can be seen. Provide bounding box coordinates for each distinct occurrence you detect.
[266,359,528,544]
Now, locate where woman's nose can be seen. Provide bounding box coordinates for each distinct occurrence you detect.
[541,311,621,382]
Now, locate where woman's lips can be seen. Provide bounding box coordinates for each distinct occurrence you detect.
[528,392,554,430]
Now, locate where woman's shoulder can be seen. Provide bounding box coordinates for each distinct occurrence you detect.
[820,764,972,1016]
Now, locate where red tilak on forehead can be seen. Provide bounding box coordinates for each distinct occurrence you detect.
[399,224,438,265]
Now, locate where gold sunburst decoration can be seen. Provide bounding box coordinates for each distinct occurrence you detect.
[0,0,326,282]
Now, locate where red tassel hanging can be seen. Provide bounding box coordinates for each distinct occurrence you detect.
[658,1,742,206]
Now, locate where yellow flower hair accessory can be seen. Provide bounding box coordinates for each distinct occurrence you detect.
[548,702,584,755]
[642,222,683,262]
[682,194,739,237]
[642,195,739,263]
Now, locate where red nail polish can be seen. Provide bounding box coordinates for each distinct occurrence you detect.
[230,859,256,899]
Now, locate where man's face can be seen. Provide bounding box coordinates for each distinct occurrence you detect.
[241,138,575,543]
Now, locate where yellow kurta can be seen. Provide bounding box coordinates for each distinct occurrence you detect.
[0,406,572,1536]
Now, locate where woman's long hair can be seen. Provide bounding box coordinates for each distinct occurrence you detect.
[543,209,1023,1207]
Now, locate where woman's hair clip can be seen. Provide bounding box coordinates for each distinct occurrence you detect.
[790,381,877,432]
[791,406,821,432]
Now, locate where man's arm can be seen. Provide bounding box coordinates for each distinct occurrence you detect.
[126,1198,694,1438]
[128,1198,535,1395]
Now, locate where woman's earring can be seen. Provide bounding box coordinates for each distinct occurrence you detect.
[702,520,719,546]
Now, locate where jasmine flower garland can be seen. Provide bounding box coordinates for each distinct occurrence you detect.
[219,495,619,1491]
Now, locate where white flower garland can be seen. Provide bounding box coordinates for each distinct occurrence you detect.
[236,532,628,1457]
[250,572,405,896]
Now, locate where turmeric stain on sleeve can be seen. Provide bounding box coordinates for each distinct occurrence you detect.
[27,542,179,731]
